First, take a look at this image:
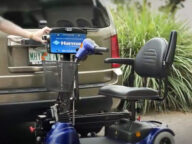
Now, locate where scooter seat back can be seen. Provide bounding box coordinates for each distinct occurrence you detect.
[135,38,168,78]
[135,31,177,78]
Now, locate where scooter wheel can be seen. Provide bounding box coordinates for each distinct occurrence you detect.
[153,131,175,144]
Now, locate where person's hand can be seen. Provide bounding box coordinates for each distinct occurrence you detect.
[30,26,52,43]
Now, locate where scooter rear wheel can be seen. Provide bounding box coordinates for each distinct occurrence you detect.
[153,131,175,144]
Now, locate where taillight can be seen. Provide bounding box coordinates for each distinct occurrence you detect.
[111,35,120,68]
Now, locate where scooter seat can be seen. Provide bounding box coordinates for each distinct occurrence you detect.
[99,85,159,100]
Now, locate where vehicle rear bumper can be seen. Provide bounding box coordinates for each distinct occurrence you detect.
[0,68,122,103]
[0,68,122,119]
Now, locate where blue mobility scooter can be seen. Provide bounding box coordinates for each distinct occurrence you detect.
[33,27,177,144]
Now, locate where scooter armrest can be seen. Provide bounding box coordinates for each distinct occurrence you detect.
[104,58,135,65]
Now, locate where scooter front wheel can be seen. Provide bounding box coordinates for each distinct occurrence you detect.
[153,131,175,144]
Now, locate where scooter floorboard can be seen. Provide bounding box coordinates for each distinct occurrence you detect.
[80,137,127,144]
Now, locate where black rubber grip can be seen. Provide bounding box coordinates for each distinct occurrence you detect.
[42,35,49,40]
[104,58,135,65]
[95,47,108,53]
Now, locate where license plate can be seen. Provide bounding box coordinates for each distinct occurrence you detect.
[28,48,59,65]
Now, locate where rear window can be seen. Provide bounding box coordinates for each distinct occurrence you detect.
[0,0,110,29]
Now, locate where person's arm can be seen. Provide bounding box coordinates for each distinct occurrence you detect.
[0,17,51,43]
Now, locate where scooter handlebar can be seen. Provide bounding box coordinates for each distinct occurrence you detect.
[75,39,108,61]
[94,47,108,53]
